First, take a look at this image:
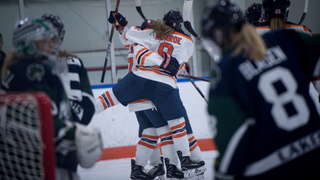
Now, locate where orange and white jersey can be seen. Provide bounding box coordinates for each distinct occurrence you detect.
[119,26,194,88]
[255,21,312,36]
[119,28,155,112]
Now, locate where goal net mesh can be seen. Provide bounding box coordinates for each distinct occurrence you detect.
[0,92,55,180]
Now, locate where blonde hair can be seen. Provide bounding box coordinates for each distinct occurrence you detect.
[268,17,286,31]
[231,24,266,60]
[1,50,18,79]
[148,20,175,38]
[59,50,77,59]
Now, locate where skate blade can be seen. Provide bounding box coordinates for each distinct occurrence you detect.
[183,166,206,178]
[154,175,166,180]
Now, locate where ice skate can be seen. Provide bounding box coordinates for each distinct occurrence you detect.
[131,159,153,180]
[177,151,206,178]
[164,158,184,179]
[149,157,166,180]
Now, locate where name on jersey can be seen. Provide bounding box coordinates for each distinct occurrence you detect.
[67,57,81,66]
[239,46,287,81]
[155,33,182,45]
[277,129,320,163]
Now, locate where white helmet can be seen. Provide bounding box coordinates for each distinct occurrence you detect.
[12,16,59,60]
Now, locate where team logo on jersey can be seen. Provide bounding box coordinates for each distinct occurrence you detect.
[27,63,45,82]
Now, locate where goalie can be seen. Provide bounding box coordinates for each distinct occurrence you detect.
[0,17,102,180]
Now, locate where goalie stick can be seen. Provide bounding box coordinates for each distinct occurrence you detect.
[135,0,147,21]
[298,0,309,25]
[100,0,121,83]
[183,0,201,41]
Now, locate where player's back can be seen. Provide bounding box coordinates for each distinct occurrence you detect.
[218,29,320,176]
[255,21,312,36]
[124,26,193,65]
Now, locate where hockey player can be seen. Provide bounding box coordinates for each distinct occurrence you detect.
[0,17,102,180]
[41,14,96,173]
[96,10,205,179]
[244,3,264,25]
[255,0,312,35]
[202,0,320,179]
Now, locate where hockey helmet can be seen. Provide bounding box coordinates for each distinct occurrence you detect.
[201,0,245,61]
[12,17,59,59]
[262,0,290,19]
[42,14,65,45]
[245,3,263,25]
[201,0,245,42]
[163,10,183,30]
[140,19,155,29]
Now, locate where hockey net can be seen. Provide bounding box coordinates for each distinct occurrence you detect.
[0,92,55,180]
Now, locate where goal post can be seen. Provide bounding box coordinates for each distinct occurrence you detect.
[0,92,55,180]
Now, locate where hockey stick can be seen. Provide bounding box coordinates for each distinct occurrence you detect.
[101,0,121,83]
[183,0,201,42]
[186,76,208,104]
[299,0,309,25]
[178,74,210,82]
[135,0,147,21]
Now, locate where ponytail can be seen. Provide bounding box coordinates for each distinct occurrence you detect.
[231,24,266,60]
[148,20,175,38]
[269,17,286,31]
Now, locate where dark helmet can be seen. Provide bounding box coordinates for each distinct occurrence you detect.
[201,0,245,41]
[262,0,290,19]
[163,10,183,30]
[41,14,65,45]
[245,3,263,25]
[140,19,155,29]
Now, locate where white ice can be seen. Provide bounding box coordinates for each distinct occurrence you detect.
[78,150,218,180]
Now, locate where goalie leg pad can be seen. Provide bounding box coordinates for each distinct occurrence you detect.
[74,122,103,168]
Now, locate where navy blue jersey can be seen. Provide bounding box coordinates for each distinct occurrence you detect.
[208,29,320,179]
[60,55,95,125]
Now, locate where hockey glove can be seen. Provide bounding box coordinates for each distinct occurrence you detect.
[108,11,128,31]
[160,54,180,76]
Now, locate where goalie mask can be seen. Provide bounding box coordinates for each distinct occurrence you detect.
[262,0,290,19]
[163,10,183,30]
[201,0,245,61]
[12,17,59,60]
[42,14,65,45]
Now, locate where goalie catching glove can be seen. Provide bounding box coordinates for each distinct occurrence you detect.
[108,11,128,31]
[160,53,180,76]
[74,122,103,168]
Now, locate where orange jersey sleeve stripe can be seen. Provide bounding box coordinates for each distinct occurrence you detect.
[123,32,128,41]
[285,24,312,34]
[135,47,148,60]
[255,25,270,30]
[141,51,153,66]
[172,31,193,42]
